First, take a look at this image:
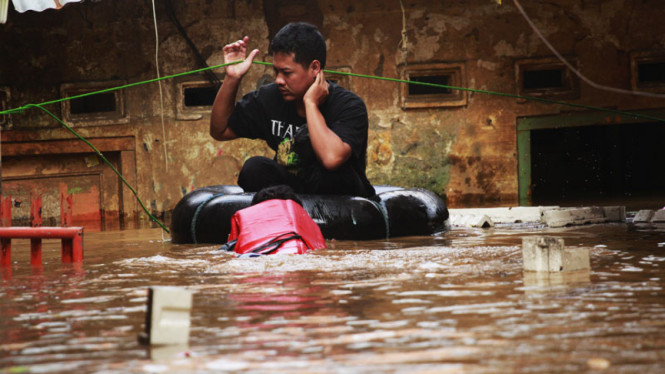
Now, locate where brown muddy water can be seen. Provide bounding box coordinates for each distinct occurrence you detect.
[1,222,665,373]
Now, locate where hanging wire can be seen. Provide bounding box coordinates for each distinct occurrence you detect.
[24,104,171,233]
[151,0,170,172]
[513,0,665,99]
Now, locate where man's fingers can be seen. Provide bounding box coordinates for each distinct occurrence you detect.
[247,48,260,61]
[223,38,248,52]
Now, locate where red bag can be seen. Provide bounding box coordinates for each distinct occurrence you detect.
[228,199,326,255]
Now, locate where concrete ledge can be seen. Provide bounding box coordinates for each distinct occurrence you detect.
[633,210,655,223]
[448,214,494,228]
[542,207,607,228]
[448,206,558,224]
[603,206,626,222]
[651,210,665,223]
[449,205,626,228]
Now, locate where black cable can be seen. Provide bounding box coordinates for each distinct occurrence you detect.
[163,0,222,89]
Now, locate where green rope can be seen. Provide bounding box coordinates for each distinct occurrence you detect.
[1,61,242,116]
[2,60,663,121]
[301,63,665,123]
[25,104,171,234]
[1,59,663,235]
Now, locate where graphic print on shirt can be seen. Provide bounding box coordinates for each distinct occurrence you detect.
[272,119,306,174]
[271,120,303,139]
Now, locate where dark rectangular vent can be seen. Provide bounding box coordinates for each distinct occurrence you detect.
[60,80,127,126]
[523,69,564,90]
[408,75,452,95]
[401,63,466,109]
[638,62,665,83]
[70,92,116,114]
[184,86,218,107]
[515,58,579,101]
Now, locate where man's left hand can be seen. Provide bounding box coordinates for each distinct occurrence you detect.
[303,71,329,107]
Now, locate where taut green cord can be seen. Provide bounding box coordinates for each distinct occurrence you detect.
[1,61,241,116]
[2,60,663,121]
[253,61,665,122]
[25,104,171,234]
[313,64,663,123]
[1,59,663,234]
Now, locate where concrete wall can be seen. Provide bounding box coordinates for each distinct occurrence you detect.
[0,0,663,226]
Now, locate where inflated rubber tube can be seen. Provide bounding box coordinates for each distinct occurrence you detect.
[374,188,449,238]
[170,185,448,244]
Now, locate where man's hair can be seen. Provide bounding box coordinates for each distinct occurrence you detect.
[270,22,326,69]
[251,184,303,207]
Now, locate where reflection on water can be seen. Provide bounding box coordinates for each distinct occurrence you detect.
[1,224,664,373]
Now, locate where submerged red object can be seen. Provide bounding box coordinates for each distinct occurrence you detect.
[229,199,326,255]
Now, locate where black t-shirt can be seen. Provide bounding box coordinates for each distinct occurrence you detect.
[228,81,372,193]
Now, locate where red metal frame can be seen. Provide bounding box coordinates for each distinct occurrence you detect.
[0,196,11,227]
[30,196,43,227]
[0,227,83,267]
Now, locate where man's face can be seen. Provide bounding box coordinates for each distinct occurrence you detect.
[272,52,317,102]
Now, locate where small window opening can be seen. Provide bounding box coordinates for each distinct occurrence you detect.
[523,69,564,90]
[400,63,466,109]
[408,75,452,95]
[184,86,218,107]
[638,62,665,83]
[70,92,117,115]
[515,58,579,101]
[60,81,127,126]
[175,75,223,120]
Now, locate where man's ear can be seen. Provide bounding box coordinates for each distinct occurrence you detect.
[309,60,321,75]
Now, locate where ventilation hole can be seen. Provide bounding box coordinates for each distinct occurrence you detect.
[408,75,452,95]
[70,92,116,114]
[184,86,218,107]
[523,69,564,90]
[638,61,665,83]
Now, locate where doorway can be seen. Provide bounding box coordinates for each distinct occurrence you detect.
[517,110,665,209]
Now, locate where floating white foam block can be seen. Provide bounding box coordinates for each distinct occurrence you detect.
[140,287,193,345]
[522,236,590,272]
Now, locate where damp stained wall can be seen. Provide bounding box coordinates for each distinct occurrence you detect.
[0,0,663,227]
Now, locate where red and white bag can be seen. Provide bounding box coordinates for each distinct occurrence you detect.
[227,199,325,255]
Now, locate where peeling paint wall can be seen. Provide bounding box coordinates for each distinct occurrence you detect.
[1,0,664,226]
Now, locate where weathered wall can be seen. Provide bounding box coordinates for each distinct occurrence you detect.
[1,0,664,226]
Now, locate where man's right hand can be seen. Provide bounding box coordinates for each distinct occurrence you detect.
[223,36,259,79]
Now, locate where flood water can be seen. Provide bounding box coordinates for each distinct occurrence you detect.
[1,222,665,373]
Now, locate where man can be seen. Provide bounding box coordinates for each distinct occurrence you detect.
[210,22,375,197]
